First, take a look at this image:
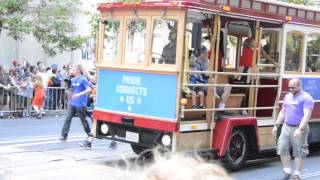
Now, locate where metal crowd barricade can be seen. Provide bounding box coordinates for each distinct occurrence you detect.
[0,87,32,118]
[44,87,69,114]
[0,86,69,118]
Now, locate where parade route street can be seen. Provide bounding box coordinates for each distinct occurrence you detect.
[0,116,135,180]
[1,116,320,180]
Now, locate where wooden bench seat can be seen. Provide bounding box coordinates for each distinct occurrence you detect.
[184,93,245,109]
[183,93,245,120]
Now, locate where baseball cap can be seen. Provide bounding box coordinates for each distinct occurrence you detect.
[12,59,17,66]
[51,64,58,70]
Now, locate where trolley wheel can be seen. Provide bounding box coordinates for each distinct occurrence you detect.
[130,144,154,164]
[222,129,248,170]
[130,144,149,155]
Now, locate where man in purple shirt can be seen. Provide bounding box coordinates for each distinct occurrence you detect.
[272,78,315,180]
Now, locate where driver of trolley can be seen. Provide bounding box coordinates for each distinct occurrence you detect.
[159,30,177,64]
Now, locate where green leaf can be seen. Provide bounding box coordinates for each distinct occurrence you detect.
[0,0,86,57]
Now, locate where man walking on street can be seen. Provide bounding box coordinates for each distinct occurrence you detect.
[78,67,117,149]
[59,64,92,143]
[272,78,315,180]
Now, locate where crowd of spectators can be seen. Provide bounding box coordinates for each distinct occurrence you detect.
[0,59,76,118]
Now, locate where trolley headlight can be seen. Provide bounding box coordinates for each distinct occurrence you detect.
[161,135,171,146]
[100,123,109,135]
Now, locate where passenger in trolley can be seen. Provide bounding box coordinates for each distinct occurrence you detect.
[235,28,277,115]
[190,46,209,109]
[159,29,177,65]
[190,45,231,110]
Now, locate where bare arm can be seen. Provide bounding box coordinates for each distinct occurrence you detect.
[293,108,313,138]
[72,87,92,99]
[79,87,91,97]
[83,72,97,84]
[261,48,276,65]
[19,81,28,88]
[272,108,285,136]
[275,109,285,125]
[0,83,8,89]
[9,76,18,87]
[298,108,312,130]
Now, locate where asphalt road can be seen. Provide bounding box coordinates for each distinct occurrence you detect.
[0,116,136,180]
[0,116,320,180]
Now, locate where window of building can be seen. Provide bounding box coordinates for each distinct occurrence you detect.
[306,34,320,73]
[285,31,304,72]
[151,19,178,65]
[103,19,120,62]
[124,18,147,64]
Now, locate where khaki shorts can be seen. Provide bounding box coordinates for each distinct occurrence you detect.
[277,124,309,158]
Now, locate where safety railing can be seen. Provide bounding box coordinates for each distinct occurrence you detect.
[181,70,280,114]
[0,87,69,118]
[44,87,69,113]
[185,70,281,77]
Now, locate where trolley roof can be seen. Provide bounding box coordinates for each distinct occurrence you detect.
[97,0,320,27]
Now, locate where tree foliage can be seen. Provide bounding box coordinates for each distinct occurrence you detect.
[0,0,87,57]
[306,35,320,72]
[89,12,99,41]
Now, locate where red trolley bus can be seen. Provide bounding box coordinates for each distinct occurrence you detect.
[92,0,320,169]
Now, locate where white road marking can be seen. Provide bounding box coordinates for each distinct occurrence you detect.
[0,137,85,149]
[0,134,84,145]
[301,171,320,178]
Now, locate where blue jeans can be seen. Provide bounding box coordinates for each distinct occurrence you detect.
[61,105,91,137]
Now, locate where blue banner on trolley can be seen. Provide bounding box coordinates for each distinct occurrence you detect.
[300,77,320,101]
[96,69,178,119]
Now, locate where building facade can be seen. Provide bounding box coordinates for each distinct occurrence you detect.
[0,0,100,69]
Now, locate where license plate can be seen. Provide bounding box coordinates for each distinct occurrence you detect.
[125,131,139,143]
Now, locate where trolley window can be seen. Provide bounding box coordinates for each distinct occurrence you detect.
[151,19,178,65]
[259,30,279,72]
[285,31,304,72]
[103,19,120,62]
[226,35,238,69]
[305,34,320,73]
[124,18,147,64]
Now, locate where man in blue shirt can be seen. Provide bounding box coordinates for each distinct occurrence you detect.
[59,64,92,142]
